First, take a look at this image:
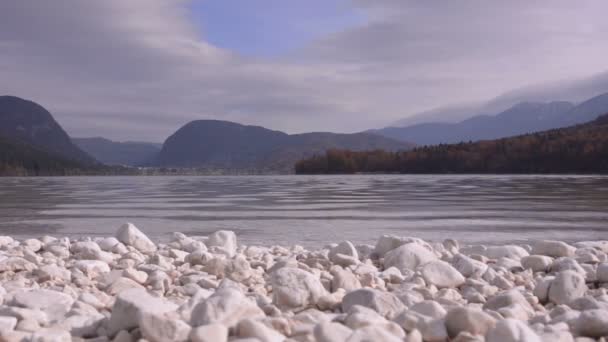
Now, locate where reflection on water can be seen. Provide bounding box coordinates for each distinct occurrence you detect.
[0,175,607,246]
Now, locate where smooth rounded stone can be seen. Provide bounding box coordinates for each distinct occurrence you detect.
[342,288,405,319]
[270,267,327,310]
[374,235,429,257]
[35,264,71,282]
[0,315,18,331]
[115,222,157,253]
[330,266,361,292]
[10,289,74,322]
[548,271,587,305]
[98,237,120,251]
[451,254,488,278]
[383,243,437,273]
[207,230,237,257]
[191,288,264,327]
[484,289,533,312]
[0,256,36,272]
[106,277,145,295]
[421,260,465,288]
[597,263,608,283]
[532,240,576,258]
[533,276,555,303]
[236,318,285,342]
[123,268,148,284]
[348,325,404,342]
[551,258,586,275]
[445,307,496,338]
[314,322,353,342]
[329,241,359,266]
[521,255,554,272]
[140,311,192,342]
[485,319,541,342]
[203,255,252,282]
[22,238,42,252]
[108,288,178,335]
[0,235,15,247]
[190,323,228,342]
[410,301,447,319]
[574,309,608,338]
[482,245,529,260]
[74,260,111,278]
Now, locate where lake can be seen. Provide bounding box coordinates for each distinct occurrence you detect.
[0,175,607,246]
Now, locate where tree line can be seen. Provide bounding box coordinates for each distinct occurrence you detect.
[295,114,608,174]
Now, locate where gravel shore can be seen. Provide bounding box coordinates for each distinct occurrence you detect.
[1,223,608,341]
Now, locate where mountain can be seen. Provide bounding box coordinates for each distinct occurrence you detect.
[296,113,608,174]
[0,135,100,176]
[73,137,162,166]
[0,95,95,164]
[374,92,608,145]
[390,71,608,127]
[155,120,412,172]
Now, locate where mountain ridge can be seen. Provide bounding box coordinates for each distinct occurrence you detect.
[373,92,608,146]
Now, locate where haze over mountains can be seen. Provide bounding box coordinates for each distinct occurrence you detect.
[0,96,410,173]
[2,88,608,174]
[375,92,608,146]
[72,137,162,167]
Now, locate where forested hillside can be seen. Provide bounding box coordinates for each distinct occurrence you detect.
[296,114,608,174]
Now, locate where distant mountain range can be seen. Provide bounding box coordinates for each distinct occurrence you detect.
[0,96,412,174]
[3,89,608,174]
[374,92,608,146]
[155,120,412,172]
[297,112,608,174]
[72,137,161,166]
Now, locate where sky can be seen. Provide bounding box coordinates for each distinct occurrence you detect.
[1,0,608,141]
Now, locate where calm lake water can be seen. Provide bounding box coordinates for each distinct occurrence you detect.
[0,175,607,246]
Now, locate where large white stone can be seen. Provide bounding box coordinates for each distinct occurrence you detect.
[451,254,488,278]
[0,316,17,331]
[482,245,529,260]
[207,230,237,257]
[236,318,285,342]
[270,267,327,310]
[596,263,608,283]
[374,235,429,257]
[485,319,541,342]
[74,260,110,278]
[190,324,228,342]
[190,288,264,327]
[521,255,553,272]
[548,270,587,305]
[421,260,465,288]
[115,222,157,253]
[329,241,359,266]
[445,307,496,338]
[410,301,447,319]
[314,322,353,342]
[140,311,192,342]
[574,309,608,338]
[342,288,405,319]
[108,288,178,335]
[383,243,437,273]
[10,289,74,322]
[532,240,576,258]
[348,325,403,342]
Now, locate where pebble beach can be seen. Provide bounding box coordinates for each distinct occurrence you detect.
[1,223,608,342]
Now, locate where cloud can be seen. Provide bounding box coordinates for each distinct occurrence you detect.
[1,0,607,140]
